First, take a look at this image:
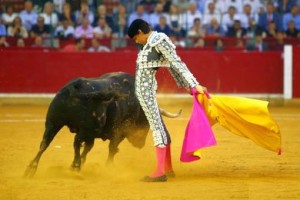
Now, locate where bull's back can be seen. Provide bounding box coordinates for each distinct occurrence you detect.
[45,72,137,128]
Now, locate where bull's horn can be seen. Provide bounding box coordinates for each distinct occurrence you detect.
[160,108,182,118]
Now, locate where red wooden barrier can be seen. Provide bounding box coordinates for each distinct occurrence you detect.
[293,47,300,97]
[0,50,283,94]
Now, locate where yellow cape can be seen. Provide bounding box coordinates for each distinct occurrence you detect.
[197,94,281,154]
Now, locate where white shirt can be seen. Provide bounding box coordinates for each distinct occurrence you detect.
[224,0,243,14]
[180,11,203,29]
[204,0,227,14]
[239,13,258,28]
[149,12,170,28]
[243,0,261,14]
[1,13,18,24]
[88,45,111,52]
[40,13,59,27]
[221,13,241,31]
[53,0,65,13]
[55,25,75,37]
[203,12,222,25]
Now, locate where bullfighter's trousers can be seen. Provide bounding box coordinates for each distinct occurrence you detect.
[135,67,171,147]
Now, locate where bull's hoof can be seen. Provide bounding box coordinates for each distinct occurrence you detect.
[141,175,167,182]
[23,164,37,178]
[70,163,81,171]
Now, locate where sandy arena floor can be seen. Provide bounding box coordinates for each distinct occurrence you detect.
[0,98,299,200]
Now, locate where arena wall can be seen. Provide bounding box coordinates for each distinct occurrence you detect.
[0,50,286,95]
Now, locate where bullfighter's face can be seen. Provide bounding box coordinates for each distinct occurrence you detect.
[132,30,150,45]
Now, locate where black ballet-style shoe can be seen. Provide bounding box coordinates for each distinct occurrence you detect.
[166,171,176,178]
[141,175,167,182]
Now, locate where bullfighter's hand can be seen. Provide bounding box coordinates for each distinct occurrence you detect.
[195,85,207,94]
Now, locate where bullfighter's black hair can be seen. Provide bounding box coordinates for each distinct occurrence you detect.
[127,19,151,38]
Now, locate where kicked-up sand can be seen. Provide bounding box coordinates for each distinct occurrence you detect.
[0,98,299,200]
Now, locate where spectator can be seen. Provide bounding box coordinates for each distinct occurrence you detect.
[269,31,285,51]
[93,17,112,39]
[169,34,186,47]
[113,4,128,26]
[205,18,225,37]
[87,38,111,52]
[0,36,9,47]
[111,16,128,50]
[55,16,74,39]
[187,17,206,38]
[226,20,247,38]
[53,0,66,14]
[30,16,51,38]
[285,20,299,37]
[154,16,172,35]
[258,3,282,31]
[235,38,245,48]
[160,0,172,13]
[196,0,208,14]
[74,18,93,38]
[31,35,45,47]
[58,3,76,26]
[203,2,222,27]
[19,0,38,31]
[140,0,156,13]
[62,38,85,52]
[40,2,59,28]
[169,4,185,37]
[16,38,26,47]
[245,18,264,39]
[224,0,243,14]
[193,37,206,47]
[7,16,29,38]
[128,4,149,25]
[66,0,81,12]
[173,0,190,13]
[149,3,169,28]
[0,20,7,36]
[240,4,258,29]
[222,6,240,32]
[75,2,94,26]
[1,4,18,27]
[265,20,278,38]
[93,5,114,30]
[181,2,203,30]
[246,32,268,51]
[119,0,135,14]
[277,0,296,14]
[243,0,261,14]
[282,5,300,31]
[112,16,128,38]
[204,0,226,14]
[214,38,224,51]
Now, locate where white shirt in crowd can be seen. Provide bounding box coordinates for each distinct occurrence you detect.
[1,13,18,25]
[224,0,243,13]
[204,0,227,14]
[180,10,203,29]
[243,0,262,14]
[40,13,59,27]
[221,13,241,31]
[88,45,111,52]
[53,0,66,13]
[55,25,75,37]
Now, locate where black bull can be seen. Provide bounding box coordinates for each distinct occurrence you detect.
[24,72,181,177]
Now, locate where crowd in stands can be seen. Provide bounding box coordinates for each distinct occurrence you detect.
[1,0,300,52]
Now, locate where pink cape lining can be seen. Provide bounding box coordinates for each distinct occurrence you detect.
[180,90,217,162]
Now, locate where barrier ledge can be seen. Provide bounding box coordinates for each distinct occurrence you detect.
[0,93,293,107]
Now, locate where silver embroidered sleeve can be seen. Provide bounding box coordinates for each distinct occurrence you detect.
[156,40,199,88]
